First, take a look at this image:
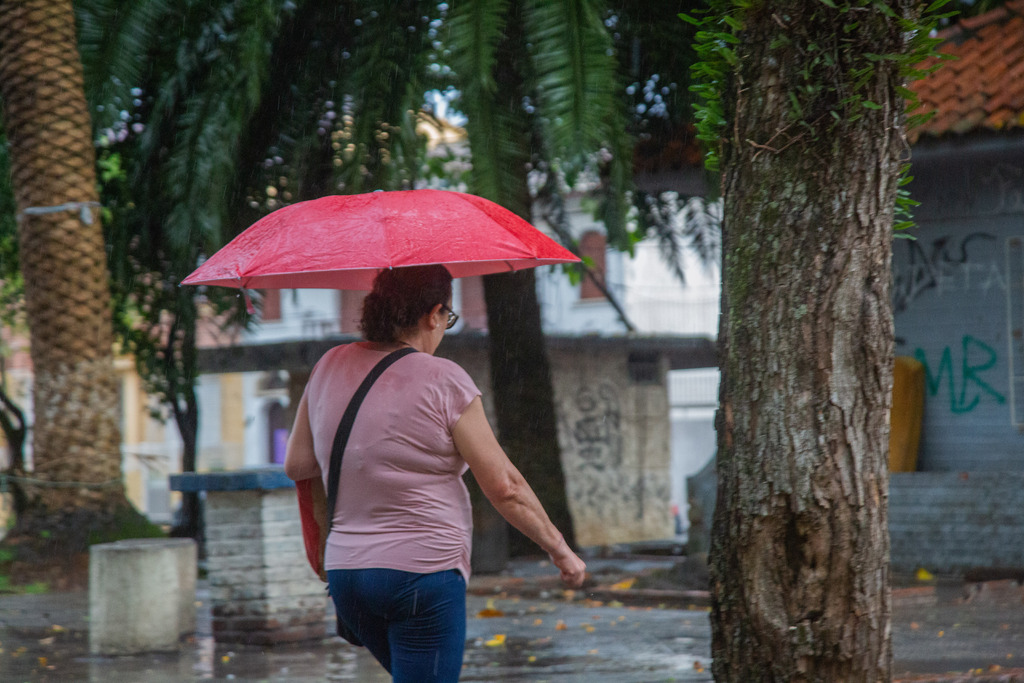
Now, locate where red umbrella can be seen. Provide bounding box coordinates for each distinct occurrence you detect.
[182,190,579,290]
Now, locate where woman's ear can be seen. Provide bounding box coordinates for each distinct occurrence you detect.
[426,303,443,329]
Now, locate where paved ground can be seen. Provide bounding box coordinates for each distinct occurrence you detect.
[1,554,1022,682]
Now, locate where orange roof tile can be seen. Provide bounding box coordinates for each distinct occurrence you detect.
[911,0,1024,140]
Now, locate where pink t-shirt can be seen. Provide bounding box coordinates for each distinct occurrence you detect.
[303,343,480,580]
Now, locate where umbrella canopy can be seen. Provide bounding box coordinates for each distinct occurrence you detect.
[182,190,580,290]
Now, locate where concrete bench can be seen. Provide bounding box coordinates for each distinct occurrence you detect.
[89,537,197,655]
[170,468,328,645]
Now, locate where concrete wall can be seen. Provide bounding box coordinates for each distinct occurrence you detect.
[552,344,674,546]
[437,339,676,547]
[894,138,1024,471]
[889,472,1024,572]
[688,468,1024,572]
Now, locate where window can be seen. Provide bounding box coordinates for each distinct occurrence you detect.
[261,290,281,321]
[579,231,607,300]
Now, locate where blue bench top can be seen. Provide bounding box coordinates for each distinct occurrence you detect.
[169,468,295,492]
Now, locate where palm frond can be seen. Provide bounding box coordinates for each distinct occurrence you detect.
[160,0,285,255]
[75,0,173,132]
[634,190,721,284]
[523,0,621,162]
[446,0,508,100]
[0,124,21,305]
[524,1,632,248]
[339,1,440,193]
[446,0,530,209]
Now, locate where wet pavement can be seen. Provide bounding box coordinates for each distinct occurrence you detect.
[1,555,1023,682]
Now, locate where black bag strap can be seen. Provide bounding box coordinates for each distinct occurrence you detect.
[324,346,417,528]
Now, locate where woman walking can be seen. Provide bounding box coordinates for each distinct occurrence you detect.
[285,264,586,682]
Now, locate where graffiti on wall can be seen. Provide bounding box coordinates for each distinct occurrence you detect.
[893,233,1001,313]
[914,335,1006,414]
[980,163,1024,215]
[569,382,623,471]
[559,381,672,543]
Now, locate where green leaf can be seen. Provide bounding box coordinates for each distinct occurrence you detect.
[789,92,804,117]
[861,100,882,110]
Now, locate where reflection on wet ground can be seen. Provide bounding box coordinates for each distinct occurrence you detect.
[0,588,713,682]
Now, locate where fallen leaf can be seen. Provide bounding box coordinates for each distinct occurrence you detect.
[37,636,54,646]
[910,622,920,630]
[611,578,636,591]
[582,624,595,633]
[989,665,1002,672]
[937,630,944,638]
[528,655,537,663]
[588,649,599,654]
[38,656,47,667]
[694,661,705,672]
[533,618,543,626]
[49,625,65,633]
[477,598,505,619]
[916,567,935,582]
[608,600,623,608]
[555,620,567,631]
[484,634,506,647]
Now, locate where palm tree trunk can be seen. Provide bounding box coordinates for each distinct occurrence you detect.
[0,0,125,513]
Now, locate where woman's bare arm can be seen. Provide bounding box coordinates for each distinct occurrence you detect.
[453,396,586,587]
[284,392,321,481]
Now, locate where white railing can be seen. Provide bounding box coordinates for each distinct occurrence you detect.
[625,294,720,337]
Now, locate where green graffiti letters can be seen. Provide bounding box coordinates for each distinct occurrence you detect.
[914,335,1007,414]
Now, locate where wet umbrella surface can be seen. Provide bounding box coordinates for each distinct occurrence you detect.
[182,189,580,291]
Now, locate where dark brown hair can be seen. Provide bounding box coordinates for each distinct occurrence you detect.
[360,265,453,342]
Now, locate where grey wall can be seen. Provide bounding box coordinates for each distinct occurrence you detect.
[889,472,1024,572]
[893,138,1024,471]
[440,339,677,546]
[687,469,1024,572]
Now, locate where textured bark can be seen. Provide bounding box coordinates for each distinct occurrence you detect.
[0,0,125,512]
[708,1,910,680]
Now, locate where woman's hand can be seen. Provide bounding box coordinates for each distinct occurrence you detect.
[548,541,587,588]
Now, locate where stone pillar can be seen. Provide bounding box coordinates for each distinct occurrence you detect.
[89,537,197,655]
[171,469,328,645]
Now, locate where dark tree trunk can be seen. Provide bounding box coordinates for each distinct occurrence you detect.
[169,387,201,542]
[168,309,203,542]
[709,1,910,680]
[483,269,576,555]
[465,2,578,558]
[0,370,28,514]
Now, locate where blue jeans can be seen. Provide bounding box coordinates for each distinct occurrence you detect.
[327,568,466,682]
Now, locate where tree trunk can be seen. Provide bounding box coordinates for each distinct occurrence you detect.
[0,0,125,513]
[465,3,578,556]
[483,269,577,555]
[709,2,909,680]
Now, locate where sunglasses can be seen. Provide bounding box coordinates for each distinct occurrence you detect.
[440,304,460,330]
